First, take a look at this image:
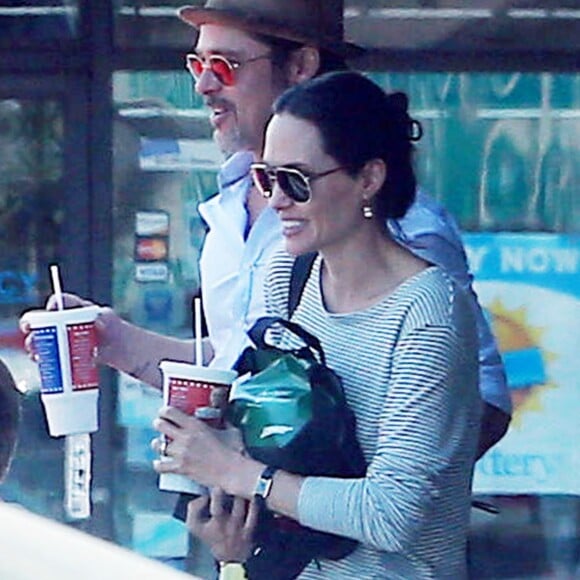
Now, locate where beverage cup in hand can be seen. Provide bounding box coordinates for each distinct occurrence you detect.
[22,305,101,437]
[158,360,237,495]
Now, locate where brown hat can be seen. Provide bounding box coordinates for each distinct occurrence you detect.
[178,0,364,59]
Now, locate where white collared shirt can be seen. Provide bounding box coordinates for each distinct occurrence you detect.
[198,151,282,370]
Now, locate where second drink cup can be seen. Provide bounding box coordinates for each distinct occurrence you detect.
[158,360,237,495]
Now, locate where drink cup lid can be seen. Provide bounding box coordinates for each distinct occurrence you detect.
[23,305,101,327]
[159,360,237,385]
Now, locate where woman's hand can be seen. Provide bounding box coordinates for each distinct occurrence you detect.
[186,487,259,563]
[153,406,304,524]
[152,406,246,489]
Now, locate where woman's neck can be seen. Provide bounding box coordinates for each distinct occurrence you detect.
[320,227,428,314]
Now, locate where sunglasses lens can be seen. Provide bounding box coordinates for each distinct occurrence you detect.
[251,166,311,203]
[210,57,235,86]
[186,55,235,85]
[278,170,310,203]
[186,55,203,78]
[251,167,273,198]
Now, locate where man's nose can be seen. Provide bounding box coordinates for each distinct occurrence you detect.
[194,67,222,95]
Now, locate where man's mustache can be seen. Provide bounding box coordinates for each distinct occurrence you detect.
[205,97,233,112]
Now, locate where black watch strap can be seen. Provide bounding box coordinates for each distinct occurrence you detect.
[253,465,278,506]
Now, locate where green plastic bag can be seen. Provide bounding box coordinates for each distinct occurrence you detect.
[228,354,312,449]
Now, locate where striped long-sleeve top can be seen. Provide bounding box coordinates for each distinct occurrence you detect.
[264,250,482,579]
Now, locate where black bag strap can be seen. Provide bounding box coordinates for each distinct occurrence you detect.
[248,316,326,365]
[288,252,317,318]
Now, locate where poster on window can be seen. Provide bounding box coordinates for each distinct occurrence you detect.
[465,233,580,495]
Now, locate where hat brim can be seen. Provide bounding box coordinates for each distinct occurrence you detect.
[178,6,365,59]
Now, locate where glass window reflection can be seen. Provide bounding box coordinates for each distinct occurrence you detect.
[115,0,193,48]
[113,1,580,52]
[108,69,580,579]
[0,97,66,522]
[0,1,79,44]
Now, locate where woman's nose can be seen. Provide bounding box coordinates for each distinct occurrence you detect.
[268,181,293,210]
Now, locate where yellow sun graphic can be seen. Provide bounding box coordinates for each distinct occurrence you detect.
[487,298,556,427]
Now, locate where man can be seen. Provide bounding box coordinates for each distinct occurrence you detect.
[21,0,511,574]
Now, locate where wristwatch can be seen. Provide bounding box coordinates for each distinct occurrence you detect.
[253,465,278,505]
[219,561,247,579]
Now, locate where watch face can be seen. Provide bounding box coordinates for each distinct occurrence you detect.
[255,476,272,499]
[254,466,277,499]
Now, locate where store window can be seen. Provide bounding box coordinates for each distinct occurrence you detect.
[1,2,578,578]
[110,70,220,564]
[0,98,63,324]
[370,71,580,579]
[114,0,192,48]
[371,72,580,232]
[108,66,580,578]
[347,1,580,53]
[0,1,80,44]
[0,97,68,518]
[112,1,580,56]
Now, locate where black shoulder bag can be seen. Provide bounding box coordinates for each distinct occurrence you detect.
[229,307,366,578]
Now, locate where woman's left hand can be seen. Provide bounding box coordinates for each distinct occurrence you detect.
[152,406,245,488]
[186,487,259,563]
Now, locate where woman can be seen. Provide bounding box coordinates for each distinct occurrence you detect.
[153,71,482,578]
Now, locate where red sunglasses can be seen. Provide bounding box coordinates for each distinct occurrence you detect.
[185,53,271,86]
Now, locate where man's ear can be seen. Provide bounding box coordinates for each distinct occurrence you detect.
[287,46,320,85]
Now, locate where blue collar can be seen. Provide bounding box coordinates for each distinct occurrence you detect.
[218,150,254,190]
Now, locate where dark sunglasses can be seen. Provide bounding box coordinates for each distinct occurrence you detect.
[251,162,347,204]
[185,53,271,86]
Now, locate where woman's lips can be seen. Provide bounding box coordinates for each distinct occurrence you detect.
[281,219,305,236]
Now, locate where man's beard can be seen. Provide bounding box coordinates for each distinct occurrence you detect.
[214,124,248,158]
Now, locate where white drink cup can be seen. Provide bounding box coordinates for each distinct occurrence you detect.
[158,360,237,495]
[23,305,101,437]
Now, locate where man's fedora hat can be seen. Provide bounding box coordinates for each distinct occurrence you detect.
[178,0,364,59]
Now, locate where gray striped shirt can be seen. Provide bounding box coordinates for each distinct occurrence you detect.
[264,251,482,579]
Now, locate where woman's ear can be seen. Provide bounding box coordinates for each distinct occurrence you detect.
[287,46,321,85]
[359,158,387,202]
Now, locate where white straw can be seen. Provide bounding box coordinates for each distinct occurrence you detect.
[50,264,65,311]
[194,297,203,366]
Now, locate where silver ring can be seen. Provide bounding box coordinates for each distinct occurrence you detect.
[160,438,169,457]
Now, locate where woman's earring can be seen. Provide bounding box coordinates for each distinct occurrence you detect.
[362,199,374,219]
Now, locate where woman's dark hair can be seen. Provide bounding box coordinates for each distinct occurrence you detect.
[272,71,422,220]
